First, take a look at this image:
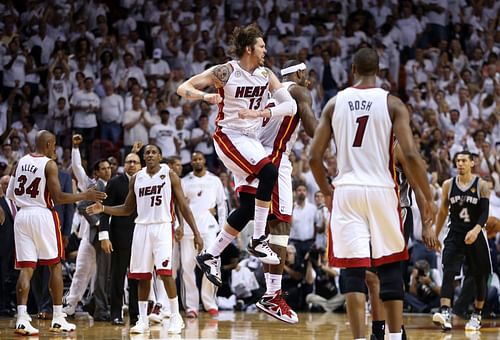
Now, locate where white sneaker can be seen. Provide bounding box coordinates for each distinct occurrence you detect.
[148,303,171,324]
[130,318,150,334]
[15,315,39,336]
[50,314,76,332]
[432,308,452,331]
[465,313,482,331]
[248,236,280,265]
[167,313,185,334]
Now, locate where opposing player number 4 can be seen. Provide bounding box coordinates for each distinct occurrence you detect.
[459,207,470,223]
[353,115,369,147]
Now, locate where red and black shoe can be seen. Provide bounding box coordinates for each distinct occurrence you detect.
[256,290,298,324]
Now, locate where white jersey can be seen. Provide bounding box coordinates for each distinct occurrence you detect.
[12,154,53,209]
[181,171,226,235]
[134,164,174,224]
[332,87,396,188]
[259,81,300,158]
[215,60,270,134]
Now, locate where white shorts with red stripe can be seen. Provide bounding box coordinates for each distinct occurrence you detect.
[213,127,271,182]
[129,222,174,280]
[14,207,63,268]
[329,186,407,268]
[235,151,292,223]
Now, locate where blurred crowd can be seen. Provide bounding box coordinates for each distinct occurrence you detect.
[0,0,499,320]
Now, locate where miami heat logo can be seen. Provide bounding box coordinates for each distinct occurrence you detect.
[160,175,166,179]
[197,190,203,197]
[162,259,169,267]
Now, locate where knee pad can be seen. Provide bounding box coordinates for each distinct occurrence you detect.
[341,267,367,294]
[256,163,278,201]
[227,193,255,231]
[378,262,404,301]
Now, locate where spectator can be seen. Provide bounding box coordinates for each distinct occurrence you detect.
[123,95,154,153]
[100,78,124,144]
[404,259,441,313]
[289,183,317,263]
[149,110,176,158]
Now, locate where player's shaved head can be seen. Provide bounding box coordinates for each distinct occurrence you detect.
[353,47,379,76]
[35,130,55,149]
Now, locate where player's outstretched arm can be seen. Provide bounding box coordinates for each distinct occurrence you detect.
[46,160,107,204]
[87,176,137,217]
[289,85,317,137]
[177,64,230,104]
[170,170,203,252]
[435,179,451,249]
[309,97,335,200]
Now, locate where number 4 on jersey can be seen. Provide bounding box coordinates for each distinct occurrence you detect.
[459,207,470,223]
[353,115,369,147]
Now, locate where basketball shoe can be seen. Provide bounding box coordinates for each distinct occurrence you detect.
[247,236,280,265]
[130,317,150,334]
[196,252,222,287]
[50,313,76,332]
[15,315,39,336]
[433,307,452,331]
[465,313,481,331]
[148,303,170,324]
[168,313,185,334]
[256,290,298,324]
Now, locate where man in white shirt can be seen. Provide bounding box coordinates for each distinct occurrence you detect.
[190,114,215,171]
[100,78,124,144]
[173,115,191,172]
[123,95,154,151]
[289,183,317,262]
[149,110,176,158]
[180,152,227,317]
[2,39,26,98]
[70,77,100,156]
[27,22,54,66]
[117,52,147,90]
[145,48,170,90]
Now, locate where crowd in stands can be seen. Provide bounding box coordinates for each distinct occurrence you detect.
[0,0,499,320]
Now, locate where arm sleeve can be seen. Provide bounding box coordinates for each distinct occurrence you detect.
[71,147,90,191]
[476,197,489,227]
[269,87,297,117]
[216,179,228,229]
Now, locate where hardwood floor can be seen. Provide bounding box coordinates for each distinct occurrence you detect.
[0,311,499,339]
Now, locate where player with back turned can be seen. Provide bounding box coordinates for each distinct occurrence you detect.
[309,47,436,340]
[432,150,491,332]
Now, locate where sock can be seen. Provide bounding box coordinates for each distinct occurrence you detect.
[53,305,63,317]
[17,305,27,317]
[388,332,402,340]
[169,297,180,315]
[138,301,148,320]
[372,320,385,340]
[401,325,407,340]
[474,307,483,316]
[266,274,282,294]
[440,305,450,312]
[208,229,236,257]
[253,205,270,239]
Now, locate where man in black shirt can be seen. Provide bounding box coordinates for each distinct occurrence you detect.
[433,151,491,332]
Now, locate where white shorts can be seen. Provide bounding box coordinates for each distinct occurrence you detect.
[213,127,271,182]
[236,152,293,223]
[129,222,174,280]
[328,186,407,268]
[14,207,63,268]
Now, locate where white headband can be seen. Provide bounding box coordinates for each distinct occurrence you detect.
[280,63,307,76]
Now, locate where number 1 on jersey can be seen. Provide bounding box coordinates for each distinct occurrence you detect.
[353,115,369,147]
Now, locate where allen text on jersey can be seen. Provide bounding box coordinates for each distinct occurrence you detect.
[21,164,38,174]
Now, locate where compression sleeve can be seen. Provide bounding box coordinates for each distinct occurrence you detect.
[477,197,489,227]
[269,87,297,117]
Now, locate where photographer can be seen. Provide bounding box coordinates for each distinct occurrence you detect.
[282,244,313,311]
[404,259,441,313]
[306,247,345,312]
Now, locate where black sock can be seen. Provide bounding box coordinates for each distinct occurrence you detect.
[401,325,407,340]
[474,307,483,316]
[440,305,450,313]
[372,320,385,340]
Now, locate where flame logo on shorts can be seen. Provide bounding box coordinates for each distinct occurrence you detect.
[162,260,169,267]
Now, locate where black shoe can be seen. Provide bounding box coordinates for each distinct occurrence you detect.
[111,317,124,325]
[196,252,222,287]
[94,314,111,322]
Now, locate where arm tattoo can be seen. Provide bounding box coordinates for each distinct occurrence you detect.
[212,64,232,86]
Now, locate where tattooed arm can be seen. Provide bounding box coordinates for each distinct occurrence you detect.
[177,63,233,104]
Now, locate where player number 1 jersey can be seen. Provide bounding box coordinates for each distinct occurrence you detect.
[332,87,396,188]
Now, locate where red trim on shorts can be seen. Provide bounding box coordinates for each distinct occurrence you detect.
[245,157,272,182]
[15,261,37,269]
[331,256,371,267]
[128,272,153,280]
[372,248,409,266]
[213,127,271,176]
[236,185,257,195]
[156,269,173,276]
[51,210,65,260]
[38,257,61,266]
[269,116,300,164]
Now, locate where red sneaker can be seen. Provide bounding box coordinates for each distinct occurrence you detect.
[256,290,298,324]
[207,309,219,317]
